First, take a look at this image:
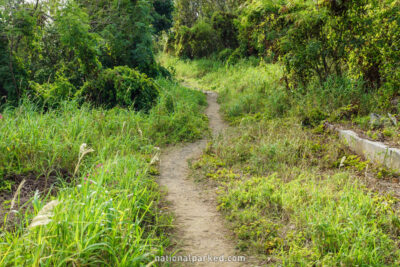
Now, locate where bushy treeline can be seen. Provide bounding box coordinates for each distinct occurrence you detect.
[167,0,399,111]
[0,0,174,108]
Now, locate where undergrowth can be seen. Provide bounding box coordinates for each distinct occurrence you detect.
[165,55,400,265]
[0,78,208,266]
[159,54,380,122]
[193,118,400,265]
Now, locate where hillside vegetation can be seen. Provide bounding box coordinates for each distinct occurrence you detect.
[0,1,210,265]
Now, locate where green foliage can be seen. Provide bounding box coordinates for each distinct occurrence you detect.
[189,20,220,58]
[0,18,11,104]
[169,3,238,59]
[236,0,282,57]
[0,0,170,106]
[226,48,242,66]
[0,78,208,265]
[31,76,76,107]
[83,0,158,75]
[174,20,220,59]
[55,2,101,79]
[211,11,238,49]
[168,0,399,113]
[152,0,174,34]
[78,66,160,111]
[216,48,234,62]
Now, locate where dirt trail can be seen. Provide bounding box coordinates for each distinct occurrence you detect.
[159,92,246,266]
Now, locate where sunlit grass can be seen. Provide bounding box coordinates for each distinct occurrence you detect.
[169,54,400,265]
[0,78,208,265]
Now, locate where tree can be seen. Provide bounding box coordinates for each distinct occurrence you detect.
[78,0,158,75]
[152,0,174,34]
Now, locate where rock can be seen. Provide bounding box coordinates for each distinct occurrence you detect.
[388,113,398,126]
[370,113,383,129]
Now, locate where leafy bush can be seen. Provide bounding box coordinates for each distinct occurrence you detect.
[174,26,193,58]
[171,10,238,60]
[189,20,220,58]
[151,0,174,35]
[211,11,238,49]
[78,66,159,111]
[174,20,220,59]
[30,76,76,107]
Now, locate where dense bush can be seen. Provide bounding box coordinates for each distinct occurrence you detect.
[169,0,399,112]
[174,20,220,58]
[0,0,170,106]
[152,0,174,34]
[31,77,76,107]
[211,11,238,49]
[169,10,238,59]
[77,66,159,111]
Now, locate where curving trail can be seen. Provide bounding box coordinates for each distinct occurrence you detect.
[159,92,245,266]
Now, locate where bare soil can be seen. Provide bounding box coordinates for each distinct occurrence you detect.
[0,172,68,228]
[159,92,250,266]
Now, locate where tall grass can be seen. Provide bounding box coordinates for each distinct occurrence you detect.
[166,54,400,265]
[159,54,378,122]
[194,117,400,265]
[0,78,208,265]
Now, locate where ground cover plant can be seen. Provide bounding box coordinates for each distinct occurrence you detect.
[0,78,208,265]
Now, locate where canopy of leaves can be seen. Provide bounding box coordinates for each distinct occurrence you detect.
[0,0,167,108]
[168,0,400,109]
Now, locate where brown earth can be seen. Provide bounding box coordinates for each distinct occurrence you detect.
[159,92,252,266]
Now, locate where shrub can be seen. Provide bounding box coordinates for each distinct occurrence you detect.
[77,66,159,111]
[30,76,76,107]
[173,20,221,59]
[174,26,194,58]
[189,20,220,58]
[211,11,238,49]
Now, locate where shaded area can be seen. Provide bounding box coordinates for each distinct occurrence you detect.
[0,172,69,228]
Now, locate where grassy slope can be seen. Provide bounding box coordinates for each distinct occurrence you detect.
[0,78,208,266]
[160,54,400,266]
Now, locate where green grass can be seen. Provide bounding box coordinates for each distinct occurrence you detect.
[159,53,287,121]
[0,78,208,266]
[193,116,400,266]
[159,54,379,124]
[163,54,400,265]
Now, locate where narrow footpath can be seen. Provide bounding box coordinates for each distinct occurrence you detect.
[159,92,246,266]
